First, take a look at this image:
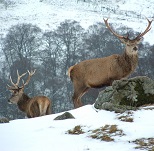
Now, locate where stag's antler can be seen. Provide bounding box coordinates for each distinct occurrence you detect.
[103,18,153,43]
[103,18,124,39]
[8,69,36,90]
[22,69,36,87]
[8,70,27,89]
[134,18,153,41]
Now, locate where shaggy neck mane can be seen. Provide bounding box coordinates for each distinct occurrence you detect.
[118,49,138,75]
[17,94,30,112]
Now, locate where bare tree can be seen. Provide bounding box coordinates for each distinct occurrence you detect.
[2,23,42,69]
[52,20,85,110]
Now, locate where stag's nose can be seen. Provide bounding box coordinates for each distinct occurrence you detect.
[8,100,12,104]
[133,46,138,51]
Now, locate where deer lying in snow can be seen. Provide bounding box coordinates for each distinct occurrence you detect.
[68,18,153,108]
[8,70,51,118]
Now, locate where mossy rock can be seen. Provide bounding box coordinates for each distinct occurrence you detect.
[94,76,154,112]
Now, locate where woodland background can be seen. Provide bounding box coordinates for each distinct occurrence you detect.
[0,20,154,119]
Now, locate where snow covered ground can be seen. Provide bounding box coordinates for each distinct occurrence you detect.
[0,105,154,151]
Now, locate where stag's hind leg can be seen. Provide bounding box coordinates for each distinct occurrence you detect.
[28,102,40,118]
[72,83,89,108]
[46,103,51,115]
[37,98,51,116]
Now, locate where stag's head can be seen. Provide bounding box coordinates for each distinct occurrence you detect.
[7,70,36,104]
[103,18,153,55]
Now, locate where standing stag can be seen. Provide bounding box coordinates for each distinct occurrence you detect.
[8,70,51,118]
[68,18,153,108]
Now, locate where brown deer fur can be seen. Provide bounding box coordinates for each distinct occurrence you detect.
[8,70,51,118]
[68,18,152,108]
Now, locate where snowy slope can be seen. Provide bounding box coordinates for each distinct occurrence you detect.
[0,0,154,44]
[0,105,154,151]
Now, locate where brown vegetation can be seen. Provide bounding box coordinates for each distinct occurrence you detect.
[90,124,124,142]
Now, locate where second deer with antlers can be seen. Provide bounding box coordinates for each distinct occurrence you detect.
[68,18,153,108]
[8,70,51,118]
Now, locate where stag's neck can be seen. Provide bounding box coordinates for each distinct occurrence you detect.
[17,93,31,112]
[119,49,138,74]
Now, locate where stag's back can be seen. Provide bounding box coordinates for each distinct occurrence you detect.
[69,53,138,88]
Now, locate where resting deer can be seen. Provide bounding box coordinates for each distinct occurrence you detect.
[8,70,51,118]
[68,18,153,108]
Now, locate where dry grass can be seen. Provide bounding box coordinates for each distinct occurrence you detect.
[118,115,134,122]
[132,138,154,150]
[109,125,118,133]
[90,124,125,142]
[67,124,124,142]
[117,111,134,122]
[67,125,85,135]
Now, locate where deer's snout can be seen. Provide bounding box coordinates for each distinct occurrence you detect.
[8,99,12,104]
[133,46,138,51]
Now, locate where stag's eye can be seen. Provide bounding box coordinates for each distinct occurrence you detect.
[12,91,18,96]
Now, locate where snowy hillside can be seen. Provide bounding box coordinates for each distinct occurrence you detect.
[0,1,154,150]
[0,0,154,45]
[0,105,154,151]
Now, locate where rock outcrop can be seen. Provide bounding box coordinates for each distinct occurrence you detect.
[94,76,154,112]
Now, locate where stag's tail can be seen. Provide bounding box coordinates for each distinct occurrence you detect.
[68,66,74,78]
